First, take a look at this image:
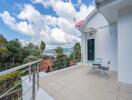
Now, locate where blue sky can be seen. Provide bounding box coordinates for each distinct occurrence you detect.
[0,0,94,49]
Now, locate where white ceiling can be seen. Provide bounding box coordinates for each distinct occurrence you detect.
[97,0,132,23]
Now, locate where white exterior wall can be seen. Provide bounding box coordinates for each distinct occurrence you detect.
[82,13,117,71]
[118,6,132,84]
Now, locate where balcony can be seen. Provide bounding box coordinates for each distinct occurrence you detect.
[0,60,132,100]
[39,64,132,100]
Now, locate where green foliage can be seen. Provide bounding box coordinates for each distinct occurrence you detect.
[74,43,81,62]
[26,43,41,57]
[40,41,45,51]
[0,71,21,95]
[0,35,43,70]
[6,39,22,63]
[6,39,21,51]
[55,47,64,56]
[69,52,74,61]
[53,47,69,70]
[54,54,69,70]
[40,41,46,58]
[0,47,10,59]
[0,34,7,44]
[23,43,41,63]
[19,46,30,62]
[0,71,21,82]
[73,43,81,62]
[23,55,40,63]
[0,47,10,69]
[0,35,45,97]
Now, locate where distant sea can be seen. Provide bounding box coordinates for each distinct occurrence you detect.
[44,48,73,56]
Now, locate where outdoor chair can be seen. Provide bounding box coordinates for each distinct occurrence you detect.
[97,61,110,71]
[91,58,102,70]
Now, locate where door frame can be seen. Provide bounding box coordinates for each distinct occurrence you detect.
[86,33,95,61]
[87,39,95,61]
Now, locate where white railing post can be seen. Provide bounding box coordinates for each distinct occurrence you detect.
[29,65,31,82]
[32,72,36,100]
[0,59,42,100]
[37,63,39,89]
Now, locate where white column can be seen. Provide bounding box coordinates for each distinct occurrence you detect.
[81,32,87,64]
[118,6,132,84]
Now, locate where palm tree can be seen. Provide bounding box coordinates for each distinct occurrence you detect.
[40,41,45,58]
[28,42,33,56]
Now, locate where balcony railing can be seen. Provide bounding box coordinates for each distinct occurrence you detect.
[0,59,42,100]
[0,59,77,100]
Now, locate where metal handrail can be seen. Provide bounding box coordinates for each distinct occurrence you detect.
[0,68,34,98]
[0,59,77,99]
[0,59,42,76]
[0,81,22,98]
[0,59,42,100]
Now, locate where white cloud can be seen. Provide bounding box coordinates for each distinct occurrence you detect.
[45,15,57,26]
[17,21,34,35]
[51,28,66,43]
[0,1,95,49]
[57,17,80,36]
[18,4,44,32]
[32,0,53,8]
[52,1,76,21]
[17,3,80,47]
[0,11,16,30]
[76,4,95,21]
[18,4,41,21]
[0,11,35,36]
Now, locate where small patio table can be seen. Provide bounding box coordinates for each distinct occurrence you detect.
[88,58,102,70]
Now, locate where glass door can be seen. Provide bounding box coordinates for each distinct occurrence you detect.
[87,39,95,61]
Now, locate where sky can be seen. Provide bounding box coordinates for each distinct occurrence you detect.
[0,0,95,49]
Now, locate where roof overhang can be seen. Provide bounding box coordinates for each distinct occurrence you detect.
[81,27,97,33]
[95,0,132,24]
[79,9,98,33]
[82,9,98,29]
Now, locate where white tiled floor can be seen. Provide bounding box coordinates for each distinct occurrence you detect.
[39,64,132,100]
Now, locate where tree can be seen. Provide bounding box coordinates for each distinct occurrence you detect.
[28,42,33,56]
[0,34,7,47]
[40,41,45,58]
[28,44,40,57]
[19,46,30,63]
[69,52,74,61]
[0,34,7,43]
[55,47,64,56]
[54,47,69,70]
[0,47,10,69]
[0,47,10,59]
[0,35,9,69]
[73,43,81,62]
[23,55,40,63]
[0,35,45,69]
[6,39,22,64]
[23,43,41,63]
